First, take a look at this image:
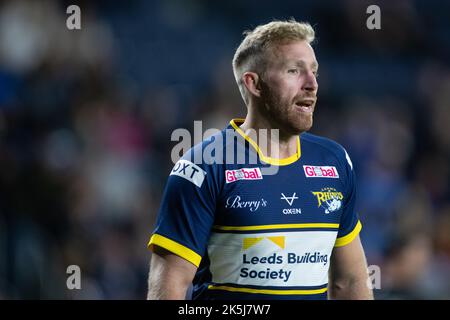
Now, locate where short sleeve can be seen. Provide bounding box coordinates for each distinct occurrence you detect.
[334,149,362,247]
[148,157,217,267]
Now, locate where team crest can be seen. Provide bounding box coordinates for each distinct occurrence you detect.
[311,187,343,214]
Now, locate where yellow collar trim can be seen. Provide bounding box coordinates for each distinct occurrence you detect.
[229,119,301,166]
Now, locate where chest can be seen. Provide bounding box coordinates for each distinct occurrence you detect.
[215,164,346,226]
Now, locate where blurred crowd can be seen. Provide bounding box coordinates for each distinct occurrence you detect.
[0,0,449,299]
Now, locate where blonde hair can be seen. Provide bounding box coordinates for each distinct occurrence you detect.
[232,19,315,103]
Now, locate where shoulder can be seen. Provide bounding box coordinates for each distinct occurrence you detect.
[170,129,229,189]
[181,128,229,167]
[301,132,353,169]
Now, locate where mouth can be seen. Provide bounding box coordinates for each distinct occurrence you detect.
[294,99,315,113]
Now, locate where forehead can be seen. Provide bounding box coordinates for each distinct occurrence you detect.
[266,40,318,67]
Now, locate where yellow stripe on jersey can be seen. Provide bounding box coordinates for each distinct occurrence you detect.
[212,223,340,232]
[208,284,328,295]
[230,119,301,166]
[334,220,362,247]
[148,234,202,267]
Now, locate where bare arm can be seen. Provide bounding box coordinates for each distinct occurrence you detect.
[147,246,198,300]
[328,235,374,300]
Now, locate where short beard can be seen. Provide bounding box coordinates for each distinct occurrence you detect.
[260,83,313,135]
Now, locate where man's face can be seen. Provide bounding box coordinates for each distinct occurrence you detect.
[259,40,319,135]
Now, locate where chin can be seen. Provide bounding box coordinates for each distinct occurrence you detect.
[291,118,313,134]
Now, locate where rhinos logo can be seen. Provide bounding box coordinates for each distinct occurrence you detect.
[311,188,343,214]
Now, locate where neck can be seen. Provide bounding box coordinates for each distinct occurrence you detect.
[238,108,299,160]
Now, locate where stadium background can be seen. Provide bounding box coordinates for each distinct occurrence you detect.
[0,0,449,299]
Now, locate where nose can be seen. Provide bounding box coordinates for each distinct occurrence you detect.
[302,71,318,93]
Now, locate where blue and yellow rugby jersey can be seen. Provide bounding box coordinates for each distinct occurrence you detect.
[148,119,362,300]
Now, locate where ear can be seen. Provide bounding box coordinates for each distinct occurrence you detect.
[242,72,262,98]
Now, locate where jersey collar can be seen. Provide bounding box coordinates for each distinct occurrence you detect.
[229,119,301,166]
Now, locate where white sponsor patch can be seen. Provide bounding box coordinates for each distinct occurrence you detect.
[225,167,263,183]
[303,165,339,178]
[207,231,337,287]
[170,159,206,188]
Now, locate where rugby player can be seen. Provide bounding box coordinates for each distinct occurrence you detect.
[147,20,373,300]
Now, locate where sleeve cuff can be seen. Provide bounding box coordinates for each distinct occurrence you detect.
[148,234,202,267]
[334,220,362,247]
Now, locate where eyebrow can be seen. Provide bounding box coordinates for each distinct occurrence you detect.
[288,60,319,70]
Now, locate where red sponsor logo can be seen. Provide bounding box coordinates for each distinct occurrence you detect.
[225,168,263,183]
[303,165,339,178]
